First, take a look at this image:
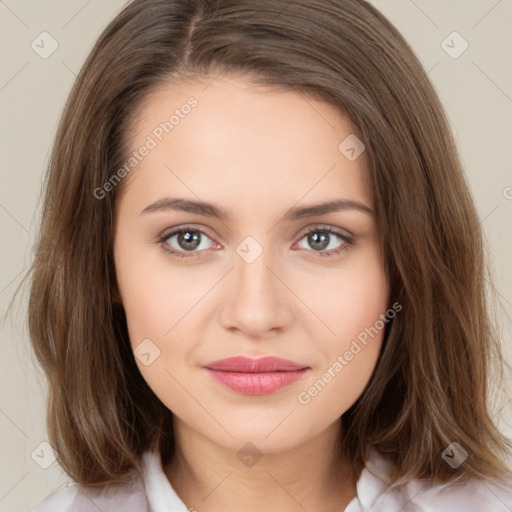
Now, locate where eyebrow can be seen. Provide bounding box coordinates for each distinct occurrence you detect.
[140,197,375,221]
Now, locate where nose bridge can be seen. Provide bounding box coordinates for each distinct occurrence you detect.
[236,246,272,297]
[235,237,278,306]
[220,235,291,334]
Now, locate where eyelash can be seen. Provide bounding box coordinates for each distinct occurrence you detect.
[156,225,354,260]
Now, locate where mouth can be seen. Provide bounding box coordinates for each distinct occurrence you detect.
[203,356,311,395]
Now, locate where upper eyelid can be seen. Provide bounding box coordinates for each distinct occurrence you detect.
[296,224,352,239]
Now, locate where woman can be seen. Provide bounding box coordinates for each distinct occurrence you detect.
[26,0,512,510]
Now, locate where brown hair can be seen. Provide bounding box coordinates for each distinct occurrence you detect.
[24,0,512,490]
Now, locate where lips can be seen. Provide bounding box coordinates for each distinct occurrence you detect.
[203,356,310,395]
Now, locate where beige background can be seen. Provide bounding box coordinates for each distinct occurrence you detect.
[1,1,511,510]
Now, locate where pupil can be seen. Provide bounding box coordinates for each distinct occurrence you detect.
[309,231,329,250]
[179,231,201,251]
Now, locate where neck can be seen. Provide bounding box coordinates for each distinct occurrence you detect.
[164,417,358,512]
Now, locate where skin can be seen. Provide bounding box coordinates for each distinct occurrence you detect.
[113,74,390,512]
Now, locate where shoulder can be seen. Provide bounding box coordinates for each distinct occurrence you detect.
[359,449,512,511]
[407,474,512,512]
[27,468,150,512]
[26,485,78,512]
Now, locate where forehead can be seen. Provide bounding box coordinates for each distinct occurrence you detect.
[119,74,372,213]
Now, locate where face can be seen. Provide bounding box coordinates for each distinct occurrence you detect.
[113,75,390,454]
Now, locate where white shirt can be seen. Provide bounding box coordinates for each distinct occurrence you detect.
[27,445,512,511]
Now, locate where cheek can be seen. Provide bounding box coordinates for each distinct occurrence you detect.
[302,245,389,344]
[297,247,388,401]
[114,235,201,343]
[333,269,388,341]
[113,240,200,411]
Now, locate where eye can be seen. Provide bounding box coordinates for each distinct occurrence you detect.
[294,226,354,258]
[157,227,217,259]
[157,225,354,260]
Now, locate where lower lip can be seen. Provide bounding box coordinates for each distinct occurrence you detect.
[204,368,309,395]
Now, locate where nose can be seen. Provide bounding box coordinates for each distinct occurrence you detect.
[219,244,293,337]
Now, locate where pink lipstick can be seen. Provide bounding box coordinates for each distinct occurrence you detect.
[203,356,310,395]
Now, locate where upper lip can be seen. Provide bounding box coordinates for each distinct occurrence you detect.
[204,356,309,372]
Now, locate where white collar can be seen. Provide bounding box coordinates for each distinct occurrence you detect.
[140,448,189,511]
